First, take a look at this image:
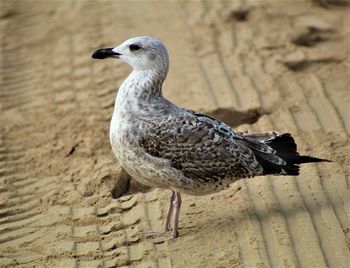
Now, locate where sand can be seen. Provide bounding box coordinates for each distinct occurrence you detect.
[0,0,349,267]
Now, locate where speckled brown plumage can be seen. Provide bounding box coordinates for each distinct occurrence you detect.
[92,36,330,238]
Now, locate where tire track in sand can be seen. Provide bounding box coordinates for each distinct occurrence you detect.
[179,1,349,267]
[0,0,349,267]
[0,1,172,267]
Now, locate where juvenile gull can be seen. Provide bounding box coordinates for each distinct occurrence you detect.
[91,36,330,238]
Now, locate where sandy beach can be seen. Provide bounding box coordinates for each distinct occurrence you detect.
[0,0,349,267]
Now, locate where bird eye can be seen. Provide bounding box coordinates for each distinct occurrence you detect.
[129,44,141,51]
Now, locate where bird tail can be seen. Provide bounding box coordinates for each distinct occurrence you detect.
[258,133,331,176]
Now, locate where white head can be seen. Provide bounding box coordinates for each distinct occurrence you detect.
[92,36,169,74]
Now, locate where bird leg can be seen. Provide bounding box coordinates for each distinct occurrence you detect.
[140,191,173,235]
[164,190,175,231]
[141,190,181,238]
[172,192,182,238]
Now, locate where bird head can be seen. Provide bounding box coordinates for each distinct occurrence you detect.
[91,36,169,73]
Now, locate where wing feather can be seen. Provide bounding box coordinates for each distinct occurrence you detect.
[139,110,264,182]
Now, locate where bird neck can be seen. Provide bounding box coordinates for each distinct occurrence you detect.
[128,69,166,99]
[114,68,167,115]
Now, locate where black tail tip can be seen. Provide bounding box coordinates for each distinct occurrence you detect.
[267,133,332,164]
[298,155,332,164]
[261,133,332,176]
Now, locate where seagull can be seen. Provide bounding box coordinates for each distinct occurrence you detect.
[91,36,330,238]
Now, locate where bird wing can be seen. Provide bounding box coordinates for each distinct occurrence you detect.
[138,110,280,182]
[241,131,279,142]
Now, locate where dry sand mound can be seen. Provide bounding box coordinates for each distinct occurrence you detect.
[0,0,349,267]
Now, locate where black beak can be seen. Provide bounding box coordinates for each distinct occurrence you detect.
[91,48,121,59]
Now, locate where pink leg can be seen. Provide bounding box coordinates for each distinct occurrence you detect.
[141,191,180,237]
[164,191,175,231]
[172,192,182,238]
